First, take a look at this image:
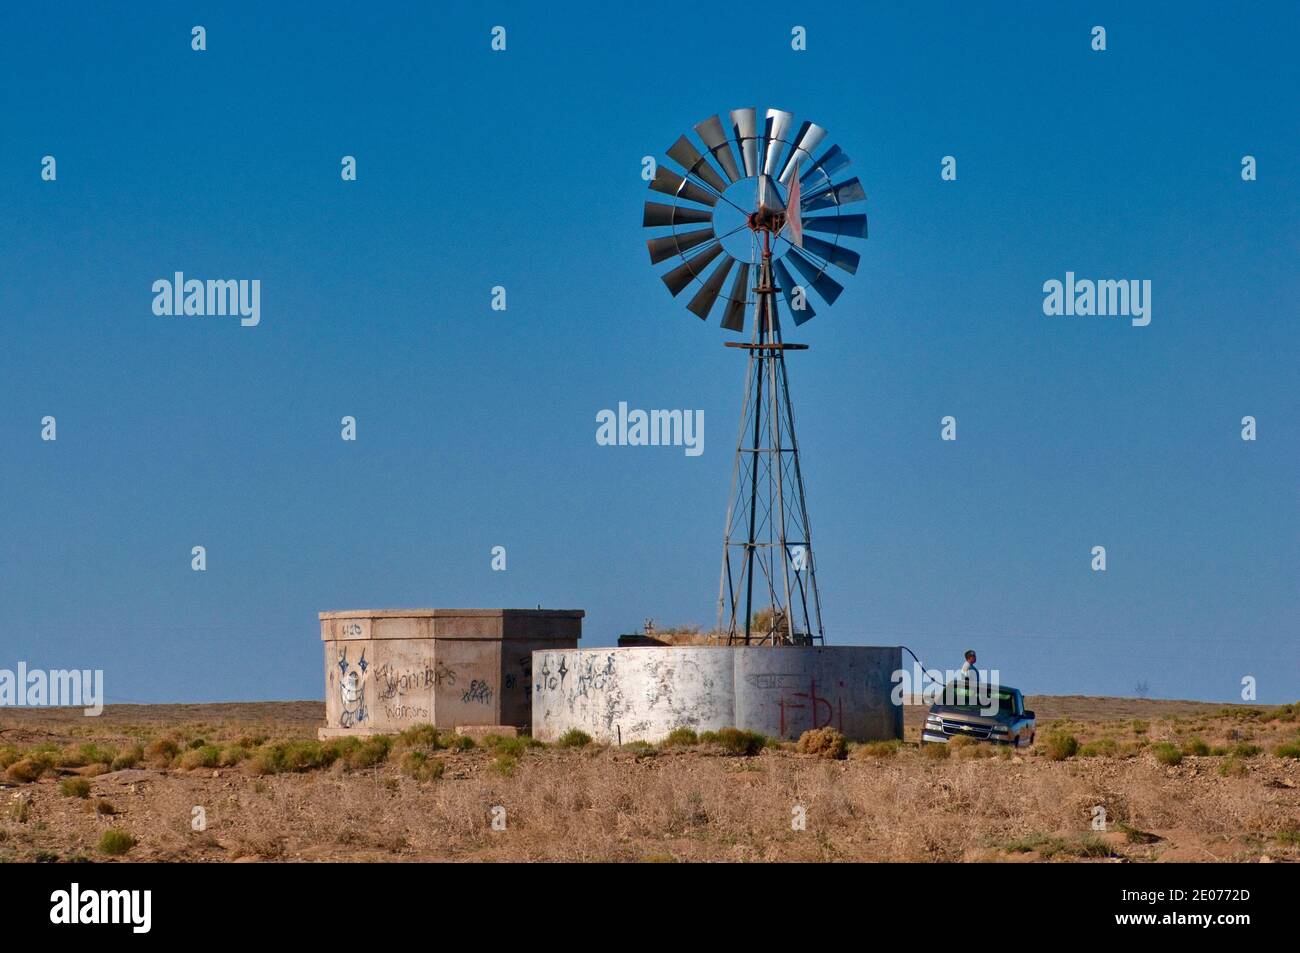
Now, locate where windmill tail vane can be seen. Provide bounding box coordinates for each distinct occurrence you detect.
[641,107,868,646]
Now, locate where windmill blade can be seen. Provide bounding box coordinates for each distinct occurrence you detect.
[643,202,712,227]
[667,135,729,193]
[801,176,866,212]
[720,262,750,330]
[773,258,816,325]
[787,248,845,305]
[687,256,735,320]
[730,107,759,176]
[803,213,868,240]
[800,143,851,186]
[694,115,742,183]
[649,167,718,207]
[762,109,794,178]
[778,121,828,185]
[660,242,725,296]
[647,226,716,265]
[801,233,860,274]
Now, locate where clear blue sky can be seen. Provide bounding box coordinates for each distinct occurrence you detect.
[2,2,1296,704]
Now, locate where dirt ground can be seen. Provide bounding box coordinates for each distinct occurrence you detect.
[1,696,1296,862]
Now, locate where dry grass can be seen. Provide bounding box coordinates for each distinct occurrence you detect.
[0,699,1296,862]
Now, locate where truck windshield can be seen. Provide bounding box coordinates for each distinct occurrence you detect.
[943,685,1018,715]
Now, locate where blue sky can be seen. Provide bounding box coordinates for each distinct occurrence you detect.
[1,2,1296,704]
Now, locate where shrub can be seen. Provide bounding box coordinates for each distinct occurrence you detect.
[948,734,979,749]
[853,740,900,759]
[1219,757,1248,778]
[1181,737,1210,757]
[0,746,21,769]
[491,754,518,776]
[399,750,446,782]
[98,828,135,856]
[1131,720,1149,734]
[1043,732,1079,761]
[95,799,117,816]
[397,723,440,750]
[338,735,393,768]
[177,745,222,770]
[699,728,766,757]
[439,733,475,752]
[77,743,118,767]
[1079,737,1119,758]
[796,727,848,760]
[1152,742,1183,766]
[5,758,46,783]
[144,738,179,766]
[59,777,92,799]
[922,742,950,760]
[556,729,593,749]
[484,735,540,757]
[661,727,699,748]
[1231,742,1262,758]
[1274,742,1300,759]
[218,744,249,767]
[110,746,144,771]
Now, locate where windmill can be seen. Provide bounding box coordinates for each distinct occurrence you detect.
[642,107,867,646]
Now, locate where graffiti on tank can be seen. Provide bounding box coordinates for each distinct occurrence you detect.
[337,646,369,727]
[774,678,845,736]
[462,679,494,705]
[375,659,455,701]
[535,655,569,694]
[341,621,363,637]
[384,704,430,721]
[574,653,618,699]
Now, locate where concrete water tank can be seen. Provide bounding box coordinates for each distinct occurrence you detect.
[531,645,902,743]
[319,608,583,738]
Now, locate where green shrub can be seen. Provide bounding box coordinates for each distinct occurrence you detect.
[484,735,539,757]
[1219,756,1248,778]
[1181,737,1210,756]
[491,754,518,776]
[218,744,249,767]
[110,746,144,771]
[1079,737,1119,758]
[1274,741,1300,759]
[98,828,135,856]
[399,750,446,782]
[796,727,848,760]
[338,735,393,768]
[922,742,950,760]
[60,777,92,798]
[95,799,117,816]
[1231,742,1262,758]
[177,744,222,770]
[439,733,475,752]
[0,746,21,769]
[556,729,593,749]
[661,727,699,748]
[1043,732,1079,761]
[1152,742,1183,766]
[1131,720,1149,734]
[397,723,440,750]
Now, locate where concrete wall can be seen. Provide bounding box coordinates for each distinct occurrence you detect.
[319,609,582,738]
[532,645,902,743]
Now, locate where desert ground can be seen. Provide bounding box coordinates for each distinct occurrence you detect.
[1,696,1297,862]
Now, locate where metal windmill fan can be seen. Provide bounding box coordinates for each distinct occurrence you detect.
[642,107,867,330]
[641,107,868,647]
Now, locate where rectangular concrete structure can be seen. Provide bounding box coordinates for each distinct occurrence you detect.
[319,609,583,739]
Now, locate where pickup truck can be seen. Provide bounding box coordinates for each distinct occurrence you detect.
[921,683,1036,747]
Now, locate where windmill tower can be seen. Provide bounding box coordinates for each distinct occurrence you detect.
[642,107,868,646]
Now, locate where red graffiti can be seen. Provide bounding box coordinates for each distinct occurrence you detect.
[777,679,845,735]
